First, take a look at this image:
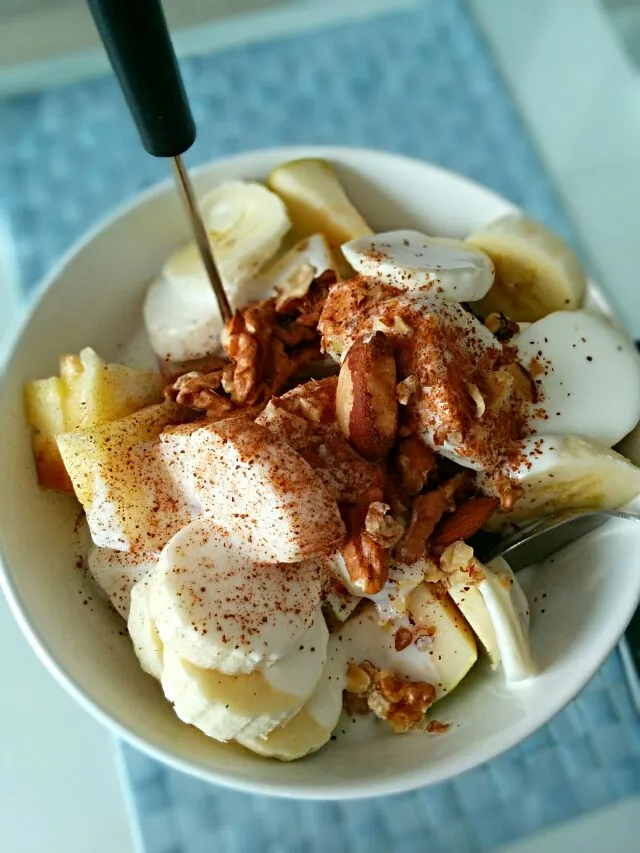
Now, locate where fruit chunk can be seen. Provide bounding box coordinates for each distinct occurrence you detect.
[24,348,162,491]
[514,311,640,448]
[257,233,337,308]
[59,347,162,429]
[336,332,398,461]
[448,556,534,682]
[144,181,290,361]
[24,377,71,491]
[339,589,478,700]
[237,637,346,760]
[160,418,345,562]
[267,158,372,252]
[57,402,191,551]
[341,230,494,302]
[160,611,328,742]
[484,434,640,528]
[468,214,586,322]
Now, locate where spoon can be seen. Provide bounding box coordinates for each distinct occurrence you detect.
[478,509,640,572]
[86,0,232,323]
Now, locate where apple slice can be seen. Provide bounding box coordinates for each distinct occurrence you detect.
[57,402,191,551]
[268,158,372,253]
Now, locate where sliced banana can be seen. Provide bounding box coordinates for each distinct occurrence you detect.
[160,611,328,742]
[449,556,534,682]
[255,377,383,506]
[267,158,372,252]
[160,418,345,563]
[87,545,157,620]
[256,233,337,308]
[339,587,477,699]
[468,214,586,322]
[484,434,640,527]
[143,181,290,361]
[128,577,164,679]
[57,402,192,552]
[514,311,640,447]
[341,230,494,302]
[237,637,346,760]
[149,515,325,674]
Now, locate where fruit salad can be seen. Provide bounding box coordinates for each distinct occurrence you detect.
[24,159,640,760]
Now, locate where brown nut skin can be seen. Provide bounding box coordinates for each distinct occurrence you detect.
[336,331,398,461]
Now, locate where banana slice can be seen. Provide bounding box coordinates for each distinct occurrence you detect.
[339,587,477,699]
[237,637,346,760]
[256,233,337,308]
[150,515,325,674]
[514,311,640,447]
[128,577,164,679]
[341,230,494,302]
[449,556,534,682]
[160,611,328,742]
[160,418,345,563]
[87,545,157,619]
[144,181,290,362]
[255,377,384,505]
[267,158,372,252]
[57,402,192,552]
[468,214,586,322]
[484,434,640,527]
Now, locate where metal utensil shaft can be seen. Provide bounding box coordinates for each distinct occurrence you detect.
[172,155,232,323]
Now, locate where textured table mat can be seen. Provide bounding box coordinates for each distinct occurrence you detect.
[1,0,638,851]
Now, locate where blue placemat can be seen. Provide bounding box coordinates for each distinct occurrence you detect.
[1,0,638,851]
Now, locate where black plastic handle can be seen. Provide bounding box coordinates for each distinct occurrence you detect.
[87,0,195,157]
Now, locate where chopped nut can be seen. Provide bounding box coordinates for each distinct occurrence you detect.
[343,661,437,733]
[396,374,418,405]
[426,719,450,734]
[395,434,436,495]
[396,490,446,564]
[346,662,372,694]
[394,627,413,651]
[336,331,398,461]
[439,540,475,574]
[342,531,388,594]
[364,502,404,548]
[466,382,486,419]
[414,625,436,650]
[431,496,500,548]
[484,311,519,341]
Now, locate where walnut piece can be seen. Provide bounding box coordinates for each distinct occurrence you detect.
[395,490,446,564]
[343,660,437,733]
[364,502,404,548]
[165,370,234,418]
[341,531,388,594]
[394,434,436,495]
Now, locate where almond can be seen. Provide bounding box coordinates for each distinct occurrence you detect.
[431,496,500,548]
[336,331,398,461]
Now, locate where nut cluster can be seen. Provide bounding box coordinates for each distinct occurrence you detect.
[344,661,437,733]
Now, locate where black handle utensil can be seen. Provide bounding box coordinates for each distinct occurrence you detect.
[87,0,232,322]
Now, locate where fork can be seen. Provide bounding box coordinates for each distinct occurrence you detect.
[477,509,640,572]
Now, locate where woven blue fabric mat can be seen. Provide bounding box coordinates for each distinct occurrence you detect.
[1,0,638,851]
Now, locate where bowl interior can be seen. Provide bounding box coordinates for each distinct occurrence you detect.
[1,146,639,799]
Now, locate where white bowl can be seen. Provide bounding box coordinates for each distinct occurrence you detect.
[1,146,639,800]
